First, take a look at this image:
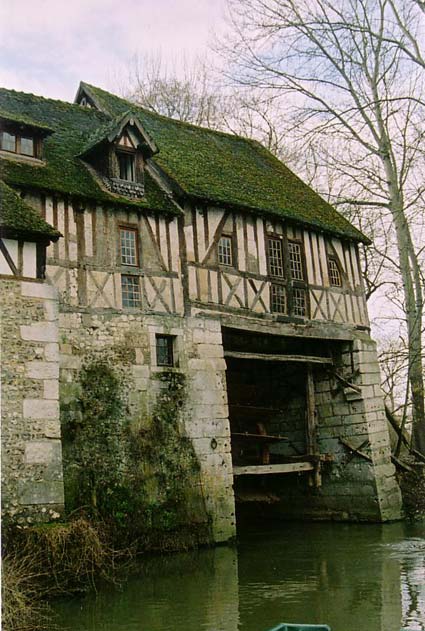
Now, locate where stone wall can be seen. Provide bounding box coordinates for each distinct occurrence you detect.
[270,332,402,521]
[1,278,64,524]
[58,310,235,543]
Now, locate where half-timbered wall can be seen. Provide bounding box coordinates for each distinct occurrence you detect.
[0,237,39,278]
[21,192,183,315]
[184,205,369,326]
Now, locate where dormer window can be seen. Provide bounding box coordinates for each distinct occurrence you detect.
[0,131,37,158]
[117,152,135,182]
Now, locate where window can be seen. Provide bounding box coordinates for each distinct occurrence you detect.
[270,283,287,314]
[1,131,16,152]
[328,257,342,287]
[288,241,304,280]
[218,235,233,266]
[20,137,34,156]
[267,237,284,277]
[267,231,309,318]
[0,131,37,157]
[118,152,135,181]
[156,334,175,367]
[293,288,307,317]
[121,275,140,308]
[120,227,138,266]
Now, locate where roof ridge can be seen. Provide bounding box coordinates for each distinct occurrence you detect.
[80,81,267,145]
[0,86,109,122]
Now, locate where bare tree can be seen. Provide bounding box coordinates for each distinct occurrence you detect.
[220,0,425,452]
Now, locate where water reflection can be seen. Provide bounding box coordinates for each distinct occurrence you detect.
[52,521,425,631]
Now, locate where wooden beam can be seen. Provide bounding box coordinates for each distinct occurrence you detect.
[339,436,372,462]
[231,432,288,442]
[233,462,314,476]
[224,351,333,364]
[306,365,318,456]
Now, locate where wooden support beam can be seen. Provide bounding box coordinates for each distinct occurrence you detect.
[233,462,314,476]
[224,351,333,365]
[306,364,322,487]
[339,436,372,462]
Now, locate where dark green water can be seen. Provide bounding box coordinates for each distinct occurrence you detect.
[51,521,425,631]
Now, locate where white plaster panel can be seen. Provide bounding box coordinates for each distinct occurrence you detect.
[22,241,37,278]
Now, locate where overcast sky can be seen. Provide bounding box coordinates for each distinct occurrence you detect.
[0,0,226,102]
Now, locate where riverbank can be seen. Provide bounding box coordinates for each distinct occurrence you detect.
[3,465,425,631]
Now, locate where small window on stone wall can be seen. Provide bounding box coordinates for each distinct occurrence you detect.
[156,334,175,367]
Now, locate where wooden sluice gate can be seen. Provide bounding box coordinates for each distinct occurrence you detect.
[224,350,334,494]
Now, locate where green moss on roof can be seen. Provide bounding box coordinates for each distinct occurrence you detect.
[0,83,368,242]
[0,88,178,216]
[82,82,369,243]
[0,107,54,132]
[0,180,60,239]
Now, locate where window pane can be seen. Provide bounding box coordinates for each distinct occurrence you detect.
[120,228,138,266]
[121,275,140,307]
[118,153,135,181]
[156,335,174,366]
[268,238,284,277]
[1,132,16,152]
[288,241,304,280]
[218,235,233,266]
[293,288,307,317]
[20,137,34,156]
[328,257,342,286]
[270,284,287,314]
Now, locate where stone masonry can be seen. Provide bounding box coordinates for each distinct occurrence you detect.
[1,277,64,523]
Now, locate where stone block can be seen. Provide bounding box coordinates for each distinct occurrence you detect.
[45,343,59,362]
[44,420,62,439]
[23,399,59,419]
[21,281,57,300]
[25,440,62,465]
[196,343,224,359]
[26,361,59,380]
[44,379,59,400]
[19,480,64,506]
[44,300,58,322]
[21,322,58,343]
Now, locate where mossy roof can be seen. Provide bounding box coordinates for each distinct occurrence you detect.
[81,82,369,243]
[0,180,60,240]
[0,107,54,132]
[0,88,177,216]
[0,83,368,242]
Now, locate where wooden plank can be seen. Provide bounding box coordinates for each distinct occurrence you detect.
[224,351,333,364]
[306,365,317,456]
[231,432,288,442]
[233,462,314,476]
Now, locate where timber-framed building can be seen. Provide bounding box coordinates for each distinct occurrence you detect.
[0,83,402,538]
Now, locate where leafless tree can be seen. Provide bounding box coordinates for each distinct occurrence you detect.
[220,0,425,452]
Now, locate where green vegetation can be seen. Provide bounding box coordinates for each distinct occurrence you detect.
[82,82,368,242]
[0,180,60,239]
[61,359,210,549]
[0,88,178,215]
[0,83,367,241]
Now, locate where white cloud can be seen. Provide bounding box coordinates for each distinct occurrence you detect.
[0,0,225,101]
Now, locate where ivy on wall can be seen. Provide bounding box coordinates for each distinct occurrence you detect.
[61,360,211,548]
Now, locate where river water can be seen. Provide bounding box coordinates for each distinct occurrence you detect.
[52,521,425,631]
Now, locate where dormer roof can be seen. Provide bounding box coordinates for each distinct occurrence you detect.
[0,88,178,216]
[78,110,158,159]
